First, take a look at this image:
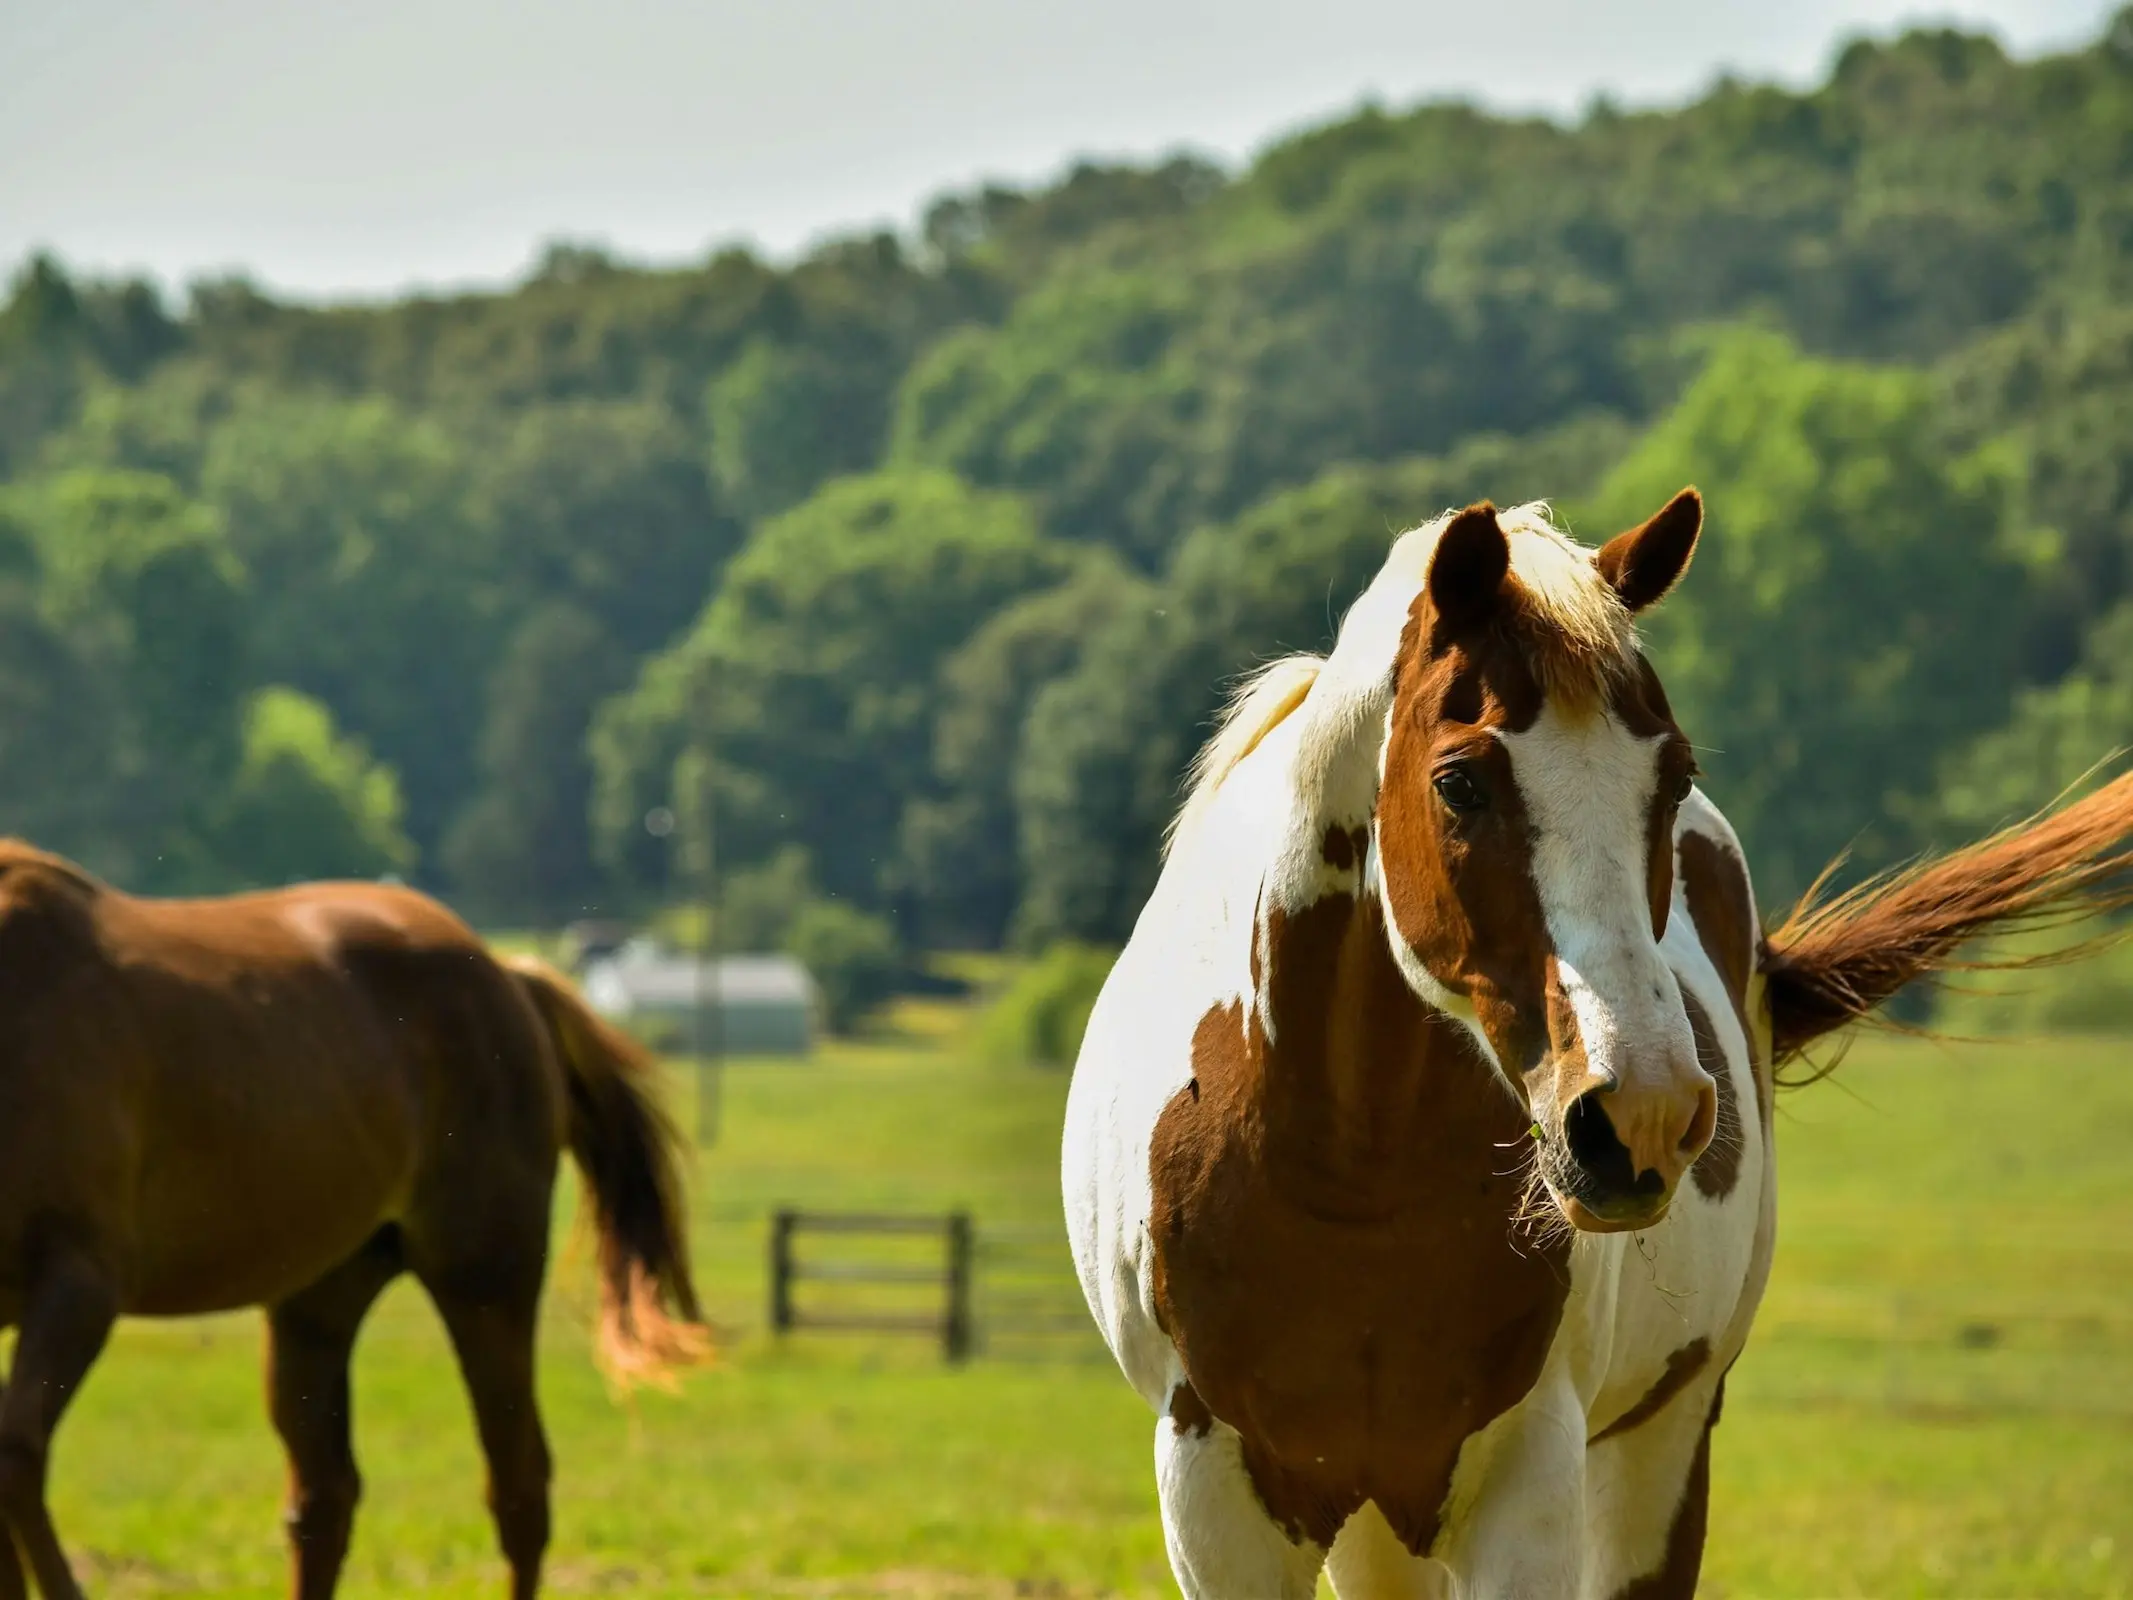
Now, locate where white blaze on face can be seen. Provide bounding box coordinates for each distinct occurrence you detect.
[1498,700,1697,1123]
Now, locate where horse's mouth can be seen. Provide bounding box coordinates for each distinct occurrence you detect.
[1535,1144,1675,1234]
[1556,1191,1672,1235]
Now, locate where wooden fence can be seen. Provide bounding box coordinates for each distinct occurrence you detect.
[767,1209,1094,1363]
[970,1223,1105,1361]
[769,1209,976,1361]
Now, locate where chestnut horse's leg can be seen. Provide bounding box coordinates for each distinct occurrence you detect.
[0,1382,22,1600]
[266,1229,405,1600]
[0,1245,117,1600]
[421,1264,551,1600]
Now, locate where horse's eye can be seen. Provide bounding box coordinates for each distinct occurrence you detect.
[1673,770,1697,806]
[1433,766,1487,814]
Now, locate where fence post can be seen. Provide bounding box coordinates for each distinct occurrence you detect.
[770,1208,797,1337]
[943,1210,974,1363]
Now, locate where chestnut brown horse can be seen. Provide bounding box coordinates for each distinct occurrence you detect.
[0,840,704,1599]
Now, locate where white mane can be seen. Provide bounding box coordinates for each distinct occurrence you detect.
[1165,502,1630,857]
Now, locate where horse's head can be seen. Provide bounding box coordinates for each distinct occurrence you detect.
[1372,491,1713,1232]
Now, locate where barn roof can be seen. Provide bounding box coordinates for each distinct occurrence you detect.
[582,940,816,1013]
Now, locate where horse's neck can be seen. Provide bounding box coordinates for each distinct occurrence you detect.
[1255,646,1395,912]
[1246,877,1518,1220]
[1238,673,1521,1215]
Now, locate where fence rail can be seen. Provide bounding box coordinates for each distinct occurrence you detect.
[766,1209,1096,1363]
[769,1208,975,1361]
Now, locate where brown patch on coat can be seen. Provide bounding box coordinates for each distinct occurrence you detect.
[1321,823,1356,871]
[1679,829,1770,1132]
[1373,596,1557,1093]
[1169,1379,1214,1438]
[1679,992,1742,1201]
[1613,659,1697,943]
[1149,888,1570,1554]
[1319,823,1368,873]
[1589,1337,1712,1446]
[1607,1383,1720,1600]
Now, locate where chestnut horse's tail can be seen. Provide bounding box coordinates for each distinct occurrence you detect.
[504,954,709,1388]
[1761,773,2133,1067]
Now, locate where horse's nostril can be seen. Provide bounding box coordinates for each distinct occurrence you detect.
[1678,1079,1718,1155]
[1564,1090,1619,1172]
[1563,1089,1663,1201]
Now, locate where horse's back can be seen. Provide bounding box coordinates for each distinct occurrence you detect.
[0,857,561,1317]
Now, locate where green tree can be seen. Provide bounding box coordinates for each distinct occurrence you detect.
[206,687,414,887]
[0,468,249,887]
[708,340,879,523]
[29,470,248,795]
[11,8,2133,935]
[718,843,817,952]
[1935,599,2133,835]
[443,602,633,926]
[899,556,1150,947]
[0,540,122,868]
[0,255,95,474]
[588,641,696,901]
[1937,301,2133,677]
[1580,329,2041,900]
[476,398,736,654]
[921,157,1223,279]
[786,899,902,1034]
[38,361,233,486]
[593,470,1075,915]
[199,394,495,864]
[977,941,1119,1067]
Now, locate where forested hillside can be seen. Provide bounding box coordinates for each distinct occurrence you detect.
[6,15,2133,987]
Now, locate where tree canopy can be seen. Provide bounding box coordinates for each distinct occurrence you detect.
[6,14,2133,1003]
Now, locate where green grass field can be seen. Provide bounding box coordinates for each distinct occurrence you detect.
[18,1000,2133,1598]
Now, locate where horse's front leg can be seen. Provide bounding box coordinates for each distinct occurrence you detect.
[0,1376,19,1600]
[0,1242,118,1600]
[1154,1398,1325,1600]
[1431,1381,1589,1600]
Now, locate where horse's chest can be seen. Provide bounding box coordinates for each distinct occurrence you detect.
[1148,1076,1569,1553]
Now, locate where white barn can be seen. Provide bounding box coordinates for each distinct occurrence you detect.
[581,939,816,1058]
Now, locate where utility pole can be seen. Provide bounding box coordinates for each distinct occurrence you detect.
[692,680,723,1148]
[696,818,723,1145]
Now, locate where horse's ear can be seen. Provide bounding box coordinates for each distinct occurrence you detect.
[1428,502,1510,629]
[1596,488,1702,613]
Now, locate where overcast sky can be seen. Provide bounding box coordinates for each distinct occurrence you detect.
[3,0,2111,303]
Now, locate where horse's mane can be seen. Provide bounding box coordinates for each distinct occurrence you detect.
[1486,503,1636,704]
[1163,503,1631,857]
[1165,655,1323,858]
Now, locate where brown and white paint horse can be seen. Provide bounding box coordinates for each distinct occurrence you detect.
[1063,492,2133,1599]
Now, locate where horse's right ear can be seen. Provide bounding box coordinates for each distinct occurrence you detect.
[1428,502,1510,629]
[1597,487,1702,613]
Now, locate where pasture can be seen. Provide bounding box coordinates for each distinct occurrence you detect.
[17,997,2133,1598]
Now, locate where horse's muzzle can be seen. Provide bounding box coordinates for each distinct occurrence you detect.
[1544,1074,1716,1232]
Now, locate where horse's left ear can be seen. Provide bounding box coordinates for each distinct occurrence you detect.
[1596,488,1702,613]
